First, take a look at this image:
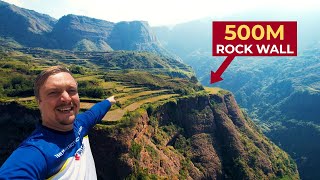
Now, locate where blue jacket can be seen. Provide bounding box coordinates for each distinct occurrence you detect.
[0,100,111,180]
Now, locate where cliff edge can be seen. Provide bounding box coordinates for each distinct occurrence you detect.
[90,91,299,179]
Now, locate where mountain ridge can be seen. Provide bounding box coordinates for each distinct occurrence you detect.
[0,0,56,47]
[0,0,168,55]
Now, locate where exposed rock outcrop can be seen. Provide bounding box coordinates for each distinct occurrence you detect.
[0,91,299,179]
[90,92,299,179]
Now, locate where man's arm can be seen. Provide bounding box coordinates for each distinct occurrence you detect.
[76,96,116,131]
[0,146,47,179]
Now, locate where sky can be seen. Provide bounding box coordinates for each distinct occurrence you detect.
[2,0,320,26]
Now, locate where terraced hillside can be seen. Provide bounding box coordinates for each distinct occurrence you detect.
[0,42,203,125]
[11,79,180,122]
[15,47,192,76]
[74,76,181,122]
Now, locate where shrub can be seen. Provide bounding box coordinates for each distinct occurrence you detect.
[145,145,158,159]
[69,65,85,75]
[79,87,106,98]
[129,141,142,160]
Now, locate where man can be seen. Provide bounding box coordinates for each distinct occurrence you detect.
[0,66,116,179]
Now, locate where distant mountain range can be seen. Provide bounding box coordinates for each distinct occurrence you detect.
[0,0,170,55]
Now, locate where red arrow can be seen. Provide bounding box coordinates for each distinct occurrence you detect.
[210,55,236,84]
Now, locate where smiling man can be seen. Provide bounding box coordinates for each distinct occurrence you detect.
[0,66,116,179]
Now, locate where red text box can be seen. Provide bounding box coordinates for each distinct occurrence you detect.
[212,21,297,56]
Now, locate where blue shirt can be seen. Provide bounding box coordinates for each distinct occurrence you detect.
[0,100,111,180]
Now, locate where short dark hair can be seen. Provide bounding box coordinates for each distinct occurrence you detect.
[34,66,73,100]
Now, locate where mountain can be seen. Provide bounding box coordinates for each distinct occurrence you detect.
[0,1,171,55]
[154,9,320,54]
[107,21,158,52]
[154,18,212,57]
[0,0,57,47]
[153,12,320,179]
[49,14,114,51]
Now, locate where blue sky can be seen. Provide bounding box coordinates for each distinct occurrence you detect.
[2,0,320,26]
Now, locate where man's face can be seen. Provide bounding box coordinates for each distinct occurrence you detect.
[38,72,80,131]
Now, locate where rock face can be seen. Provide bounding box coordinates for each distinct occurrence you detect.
[49,14,114,50]
[89,92,299,179]
[107,21,159,52]
[154,18,320,180]
[0,92,299,179]
[0,101,40,164]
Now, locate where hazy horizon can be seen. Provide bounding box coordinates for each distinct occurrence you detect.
[2,0,319,26]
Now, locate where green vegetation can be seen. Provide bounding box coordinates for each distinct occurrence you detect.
[0,37,23,49]
[118,109,144,129]
[126,167,158,180]
[129,141,142,160]
[16,98,38,110]
[88,89,300,179]
[103,71,203,95]
[204,86,222,94]
[89,51,188,71]
[0,40,299,179]
[183,47,319,179]
[174,135,190,154]
[179,159,191,179]
[69,65,86,75]
[0,45,200,102]
[145,145,158,159]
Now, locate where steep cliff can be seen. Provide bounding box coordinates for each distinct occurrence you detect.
[90,91,299,179]
[49,14,114,51]
[0,91,299,179]
[0,101,40,164]
[107,21,159,52]
[155,17,320,179]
